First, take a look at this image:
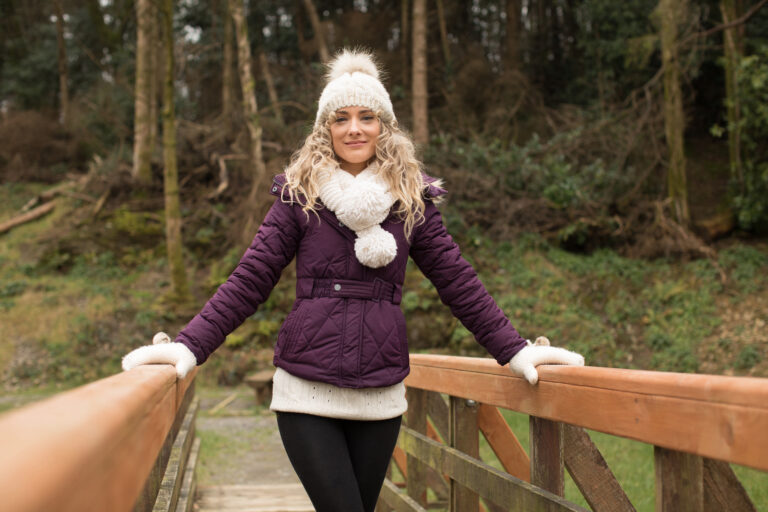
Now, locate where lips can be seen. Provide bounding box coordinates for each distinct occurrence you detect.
[345,140,367,147]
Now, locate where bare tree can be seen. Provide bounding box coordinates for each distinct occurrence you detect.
[229,0,268,241]
[401,0,410,89]
[160,0,191,302]
[302,0,330,62]
[412,0,428,146]
[721,0,744,189]
[505,0,521,70]
[222,0,235,118]
[260,51,283,125]
[133,0,155,184]
[53,0,69,126]
[655,0,690,225]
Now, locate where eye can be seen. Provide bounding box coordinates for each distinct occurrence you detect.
[362,115,376,122]
[334,116,348,123]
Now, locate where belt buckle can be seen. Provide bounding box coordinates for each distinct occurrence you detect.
[371,277,385,302]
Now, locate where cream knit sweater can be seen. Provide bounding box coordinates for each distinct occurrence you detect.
[270,368,407,420]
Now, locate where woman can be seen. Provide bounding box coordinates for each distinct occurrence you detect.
[122,49,584,512]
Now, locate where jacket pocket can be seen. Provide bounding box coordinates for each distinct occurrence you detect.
[281,300,308,355]
[395,311,409,367]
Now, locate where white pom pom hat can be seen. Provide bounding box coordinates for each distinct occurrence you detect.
[315,49,395,127]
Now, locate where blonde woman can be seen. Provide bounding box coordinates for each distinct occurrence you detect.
[122,49,584,512]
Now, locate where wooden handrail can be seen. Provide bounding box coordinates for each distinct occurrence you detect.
[0,365,196,512]
[405,354,768,472]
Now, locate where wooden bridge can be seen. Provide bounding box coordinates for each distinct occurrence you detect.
[0,356,765,511]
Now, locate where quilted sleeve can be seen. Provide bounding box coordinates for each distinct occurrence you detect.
[409,201,527,365]
[175,197,301,364]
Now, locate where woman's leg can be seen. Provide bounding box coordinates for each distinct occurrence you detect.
[343,415,402,512]
[276,412,366,512]
[276,412,402,512]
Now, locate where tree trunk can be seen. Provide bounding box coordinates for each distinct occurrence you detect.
[412,0,428,146]
[149,4,159,166]
[656,0,690,225]
[302,0,330,62]
[229,0,268,241]
[133,0,154,184]
[222,0,234,118]
[260,51,283,125]
[401,0,410,89]
[505,0,521,70]
[435,0,451,75]
[721,0,744,189]
[53,0,68,126]
[160,0,190,302]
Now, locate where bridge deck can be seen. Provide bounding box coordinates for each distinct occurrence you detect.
[196,484,312,512]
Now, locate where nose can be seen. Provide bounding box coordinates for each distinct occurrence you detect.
[348,116,361,134]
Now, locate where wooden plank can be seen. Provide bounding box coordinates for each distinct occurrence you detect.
[408,354,768,410]
[427,391,449,441]
[703,458,757,512]
[400,426,588,511]
[562,425,635,512]
[153,398,199,512]
[478,404,530,482]
[654,446,703,512]
[405,359,768,471]
[0,366,197,512]
[393,445,408,478]
[450,396,479,511]
[195,484,312,512]
[135,380,196,512]
[406,387,428,506]
[378,479,428,512]
[530,417,564,497]
[174,437,200,512]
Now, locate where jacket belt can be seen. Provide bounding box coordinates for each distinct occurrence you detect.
[296,277,402,304]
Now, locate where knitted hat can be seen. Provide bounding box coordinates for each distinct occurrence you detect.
[315,49,395,127]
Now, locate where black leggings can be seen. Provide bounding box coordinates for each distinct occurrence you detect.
[276,412,402,512]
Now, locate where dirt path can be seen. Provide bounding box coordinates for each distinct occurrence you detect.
[196,386,301,487]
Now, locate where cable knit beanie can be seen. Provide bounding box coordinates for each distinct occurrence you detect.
[315,49,395,127]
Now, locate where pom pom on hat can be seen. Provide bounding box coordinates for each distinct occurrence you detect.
[326,49,380,82]
[315,48,395,127]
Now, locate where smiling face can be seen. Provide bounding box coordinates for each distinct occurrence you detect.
[330,106,380,175]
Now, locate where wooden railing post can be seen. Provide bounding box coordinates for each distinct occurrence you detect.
[449,396,479,511]
[406,387,428,507]
[530,416,564,497]
[654,446,703,511]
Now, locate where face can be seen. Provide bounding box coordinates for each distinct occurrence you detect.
[330,106,380,175]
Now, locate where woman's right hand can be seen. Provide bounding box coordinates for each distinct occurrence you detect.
[121,332,197,379]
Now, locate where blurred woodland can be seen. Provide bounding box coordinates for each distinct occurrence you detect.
[1,0,767,388]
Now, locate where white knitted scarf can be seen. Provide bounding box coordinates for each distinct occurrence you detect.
[318,164,397,268]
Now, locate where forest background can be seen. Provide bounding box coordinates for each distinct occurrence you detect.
[0,0,767,395]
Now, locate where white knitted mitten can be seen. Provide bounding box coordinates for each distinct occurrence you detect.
[509,336,584,385]
[121,332,197,379]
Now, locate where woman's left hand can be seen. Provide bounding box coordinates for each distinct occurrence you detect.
[509,337,584,385]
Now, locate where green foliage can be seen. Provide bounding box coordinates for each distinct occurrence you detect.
[732,46,768,231]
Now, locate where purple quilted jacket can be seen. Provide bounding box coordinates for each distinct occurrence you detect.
[176,174,527,388]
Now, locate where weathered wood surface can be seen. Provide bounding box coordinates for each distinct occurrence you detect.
[152,398,199,512]
[406,355,768,471]
[399,426,588,511]
[450,396,479,511]
[478,403,530,482]
[195,484,312,512]
[378,479,428,512]
[406,387,428,506]
[0,365,196,512]
[703,458,757,512]
[654,446,703,512]
[175,437,201,512]
[562,425,635,512]
[244,369,276,405]
[530,417,564,497]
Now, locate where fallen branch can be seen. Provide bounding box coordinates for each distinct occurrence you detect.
[0,201,56,235]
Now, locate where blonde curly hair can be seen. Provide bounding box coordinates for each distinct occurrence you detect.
[282,112,441,239]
